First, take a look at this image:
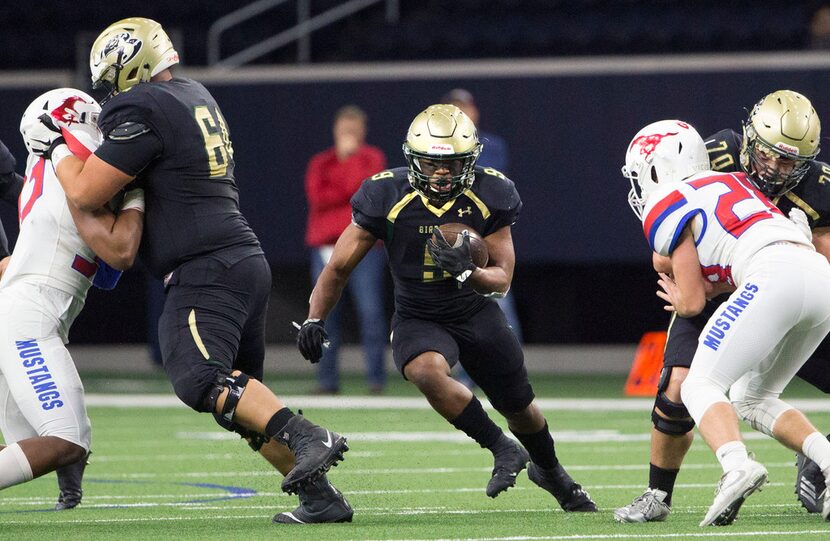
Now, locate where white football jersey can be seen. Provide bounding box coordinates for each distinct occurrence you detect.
[0,122,102,302]
[642,170,812,285]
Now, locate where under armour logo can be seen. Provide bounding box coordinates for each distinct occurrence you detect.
[457,206,472,217]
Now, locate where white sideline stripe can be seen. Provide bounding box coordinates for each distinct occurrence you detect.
[174,429,791,444]
[0,487,804,507]
[85,394,830,412]
[0,510,828,539]
[62,465,796,479]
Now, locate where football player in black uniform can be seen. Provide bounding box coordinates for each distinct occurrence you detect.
[296,104,597,512]
[614,90,830,523]
[0,139,21,276]
[24,18,351,524]
[0,139,91,511]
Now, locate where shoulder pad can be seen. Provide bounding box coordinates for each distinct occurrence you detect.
[108,122,152,141]
[368,169,396,182]
[642,182,697,255]
[472,170,520,212]
[479,166,509,181]
[704,128,739,145]
[352,168,409,218]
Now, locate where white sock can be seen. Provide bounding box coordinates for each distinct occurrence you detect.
[715,440,749,473]
[802,431,830,482]
[0,443,34,489]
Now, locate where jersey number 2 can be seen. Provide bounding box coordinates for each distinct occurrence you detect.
[195,105,234,177]
[689,175,781,238]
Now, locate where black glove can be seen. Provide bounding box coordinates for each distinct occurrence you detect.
[295,318,329,363]
[0,139,15,176]
[427,229,476,283]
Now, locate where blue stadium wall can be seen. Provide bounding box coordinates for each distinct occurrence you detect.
[2,62,828,343]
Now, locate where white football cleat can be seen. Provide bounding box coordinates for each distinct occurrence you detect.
[613,488,671,523]
[822,488,830,521]
[700,459,768,527]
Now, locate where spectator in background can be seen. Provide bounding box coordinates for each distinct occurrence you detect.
[304,105,388,394]
[809,4,830,49]
[443,89,524,388]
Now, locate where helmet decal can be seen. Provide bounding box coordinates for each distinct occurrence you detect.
[403,104,482,203]
[629,131,679,158]
[49,96,87,126]
[622,120,709,219]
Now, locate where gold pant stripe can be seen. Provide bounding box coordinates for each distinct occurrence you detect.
[188,309,211,360]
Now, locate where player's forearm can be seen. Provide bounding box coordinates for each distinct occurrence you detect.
[810,226,830,263]
[468,266,511,297]
[69,205,143,270]
[307,267,347,320]
[55,155,98,210]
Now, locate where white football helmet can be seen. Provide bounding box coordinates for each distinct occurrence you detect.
[622,119,709,219]
[19,88,101,155]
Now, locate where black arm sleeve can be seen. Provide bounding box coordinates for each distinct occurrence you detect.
[0,218,9,258]
[0,172,23,205]
[0,138,23,205]
[94,126,163,177]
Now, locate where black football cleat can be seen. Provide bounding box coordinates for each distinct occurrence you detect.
[275,415,349,495]
[796,452,826,513]
[486,437,530,498]
[55,453,90,510]
[273,474,353,524]
[528,462,597,512]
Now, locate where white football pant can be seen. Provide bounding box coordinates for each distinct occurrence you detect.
[0,284,90,451]
[682,245,830,434]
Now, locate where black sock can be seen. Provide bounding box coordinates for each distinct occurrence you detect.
[264,407,295,439]
[511,422,557,470]
[450,396,503,449]
[648,463,679,506]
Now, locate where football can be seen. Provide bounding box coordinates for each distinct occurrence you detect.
[433,223,489,268]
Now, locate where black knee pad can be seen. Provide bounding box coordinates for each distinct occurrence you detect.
[652,390,695,435]
[488,381,535,414]
[171,370,223,412]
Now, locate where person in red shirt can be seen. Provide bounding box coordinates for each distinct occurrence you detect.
[304,105,388,394]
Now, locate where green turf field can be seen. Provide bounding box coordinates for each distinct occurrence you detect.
[2,374,829,540]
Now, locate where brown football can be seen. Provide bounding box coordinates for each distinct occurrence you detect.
[433,223,489,268]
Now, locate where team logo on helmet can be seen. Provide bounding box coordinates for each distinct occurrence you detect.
[629,132,679,158]
[49,95,89,126]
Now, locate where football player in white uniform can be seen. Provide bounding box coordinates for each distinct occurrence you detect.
[624,120,830,525]
[0,88,144,498]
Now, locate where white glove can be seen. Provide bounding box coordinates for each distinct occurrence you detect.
[120,188,145,213]
[788,207,812,242]
[21,114,65,159]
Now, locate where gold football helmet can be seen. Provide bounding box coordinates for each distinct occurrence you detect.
[740,90,820,197]
[403,104,482,202]
[89,17,179,102]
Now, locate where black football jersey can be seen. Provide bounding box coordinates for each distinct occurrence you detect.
[705,129,830,229]
[95,78,262,278]
[351,166,521,322]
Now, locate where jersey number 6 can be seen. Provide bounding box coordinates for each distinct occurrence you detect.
[195,105,234,178]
